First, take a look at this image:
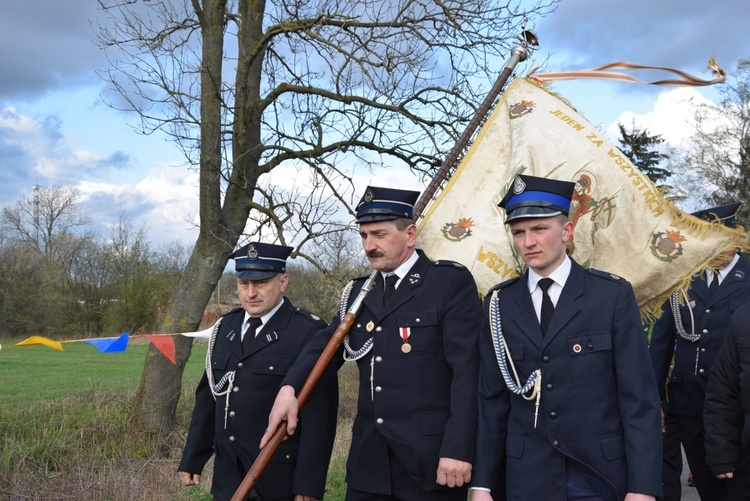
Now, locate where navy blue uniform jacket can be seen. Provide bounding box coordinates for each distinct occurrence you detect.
[704,301,750,474]
[650,253,750,417]
[474,259,662,501]
[283,250,482,494]
[179,300,338,500]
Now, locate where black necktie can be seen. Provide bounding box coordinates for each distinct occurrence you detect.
[384,274,398,303]
[538,278,555,336]
[709,270,720,295]
[243,317,263,352]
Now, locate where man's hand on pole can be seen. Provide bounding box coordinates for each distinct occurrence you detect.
[260,385,298,449]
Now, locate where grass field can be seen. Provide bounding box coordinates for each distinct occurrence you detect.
[0,339,355,500]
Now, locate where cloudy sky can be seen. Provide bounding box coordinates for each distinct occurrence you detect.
[1,0,747,248]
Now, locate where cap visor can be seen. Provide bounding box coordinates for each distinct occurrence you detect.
[505,207,563,223]
[356,214,402,224]
[235,270,279,280]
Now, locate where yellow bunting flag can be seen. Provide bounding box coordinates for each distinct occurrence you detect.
[417,77,747,319]
[8,336,64,351]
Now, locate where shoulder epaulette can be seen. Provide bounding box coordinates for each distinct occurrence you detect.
[487,275,521,294]
[221,306,245,318]
[586,268,623,282]
[434,259,467,270]
[294,306,323,322]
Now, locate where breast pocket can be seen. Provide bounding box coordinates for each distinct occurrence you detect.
[251,356,292,376]
[567,332,613,384]
[730,298,750,313]
[211,351,232,378]
[348,320,373,348]
[396,309,439,353]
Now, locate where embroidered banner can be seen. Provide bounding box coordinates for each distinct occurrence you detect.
[416,77,747,319]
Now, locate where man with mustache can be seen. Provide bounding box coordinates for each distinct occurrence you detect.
[262,186,482,501]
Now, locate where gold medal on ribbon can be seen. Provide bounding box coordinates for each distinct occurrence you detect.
[366,320,375,332]
[399,326,412,354]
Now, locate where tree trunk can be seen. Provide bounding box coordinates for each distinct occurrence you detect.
[130,0,267,432]
[130,0,234,431]
[129,235,229,430]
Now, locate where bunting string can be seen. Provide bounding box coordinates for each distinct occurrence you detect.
[0,323,216,365]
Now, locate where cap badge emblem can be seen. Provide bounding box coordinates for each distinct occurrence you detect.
[364,188,374,203]
[513,176,526,194]
[247,244,259,260]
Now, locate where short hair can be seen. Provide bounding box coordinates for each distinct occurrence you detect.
[393,218,415,231]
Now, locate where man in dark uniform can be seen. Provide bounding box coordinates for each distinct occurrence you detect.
[650,202,750,501]
[178,242,338,501]
[261,186,482,501]
[472,174,662,501]
[704,301,750,500]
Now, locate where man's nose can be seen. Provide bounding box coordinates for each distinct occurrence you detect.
[362,236,376,252]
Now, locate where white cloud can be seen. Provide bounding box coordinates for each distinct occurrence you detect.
[609,87,712,146]
[76,165,200,247]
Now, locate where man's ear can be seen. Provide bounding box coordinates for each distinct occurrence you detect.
[562,220,575,243]
[279,273,289,292]
[407,223,418,244]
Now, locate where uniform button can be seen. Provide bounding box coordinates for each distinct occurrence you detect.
[703,328,709,334]
[549,412,557,419]
[376,418,384,424]
[705,308,711,313]
[356,323,361,328]
[237,362,244,369]
[546,384,554,390]
[542,356,550,363]
[700,348,706,353]
[229,411,235,418]
[375,386,382,393]
[699,368,705,374]
[269,366,274,371]
[285,454,291,460]
[229,436,236,442]
[375,356,383,362]
[553,440,560,447]
[416,318,421,323]
[376,326,383,332]
[233,386,239,392]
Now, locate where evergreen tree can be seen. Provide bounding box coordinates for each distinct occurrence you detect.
[618,123,671,186]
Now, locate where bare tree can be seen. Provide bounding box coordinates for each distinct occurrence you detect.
[1,185,98,334]
[670,59,750,222]
[95,0,558,430]
[1,185,93,258]
[286,230,369,320]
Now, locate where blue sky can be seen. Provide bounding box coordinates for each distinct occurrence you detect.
[0,0,747,247]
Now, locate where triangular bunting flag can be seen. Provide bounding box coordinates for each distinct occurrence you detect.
[180,324,215,339]
[83,332,130,353]
[142,335,176,365]
[11,336,64,351]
